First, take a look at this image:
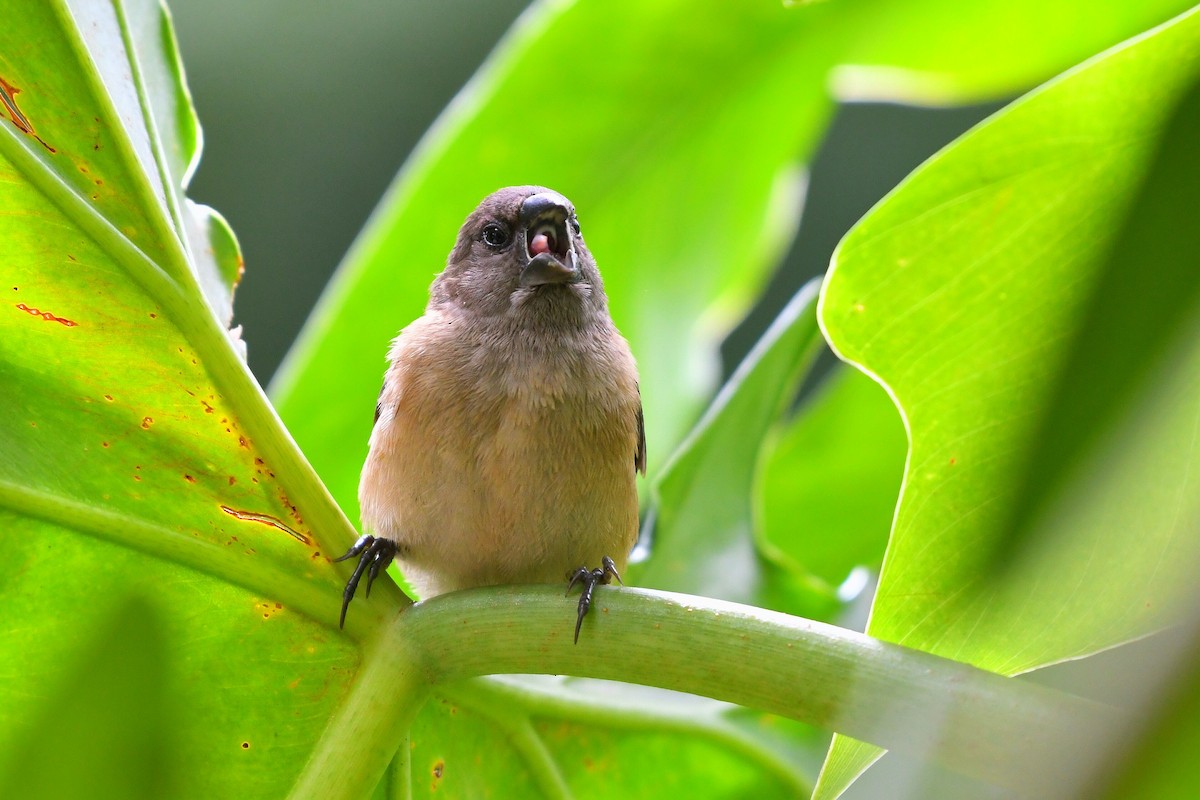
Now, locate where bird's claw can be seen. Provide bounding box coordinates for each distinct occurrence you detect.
[333,534,397,628]
[566,556,622,644]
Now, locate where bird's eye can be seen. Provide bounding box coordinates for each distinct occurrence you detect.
[481,222,511,249]
[570,215,581,235]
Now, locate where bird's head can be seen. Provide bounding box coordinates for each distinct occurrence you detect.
[433,186,607,324]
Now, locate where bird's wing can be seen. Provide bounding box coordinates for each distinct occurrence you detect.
[373,379,386,424]
[635,384,647,476]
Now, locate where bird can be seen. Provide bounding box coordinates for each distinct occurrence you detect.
[335,186,646,643]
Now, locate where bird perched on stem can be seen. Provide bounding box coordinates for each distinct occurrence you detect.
[337,186,646,643]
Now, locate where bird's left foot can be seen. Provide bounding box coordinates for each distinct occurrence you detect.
[566,556,622,644]
[333,534,397,628]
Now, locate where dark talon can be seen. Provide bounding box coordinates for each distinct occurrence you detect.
[333,534,397,628]
[566,556,623,644]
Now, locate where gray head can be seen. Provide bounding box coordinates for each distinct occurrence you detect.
[431,186,608,325]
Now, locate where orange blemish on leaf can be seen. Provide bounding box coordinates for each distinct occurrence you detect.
[16,303,77,326]
[220,505,311,545]
[0,76,56,153]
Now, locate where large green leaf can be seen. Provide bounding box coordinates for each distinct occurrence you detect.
[267,0,1191,522]
[816,6,1200,796]
[0,2,375,796]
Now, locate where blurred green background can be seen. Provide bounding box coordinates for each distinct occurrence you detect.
[169,0,999,385]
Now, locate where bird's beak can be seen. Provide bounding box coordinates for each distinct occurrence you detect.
[518,192,579,287]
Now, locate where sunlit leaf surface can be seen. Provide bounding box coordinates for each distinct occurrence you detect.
[815,8,1200,796]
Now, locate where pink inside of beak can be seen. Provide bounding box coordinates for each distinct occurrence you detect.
[529,232,552,256]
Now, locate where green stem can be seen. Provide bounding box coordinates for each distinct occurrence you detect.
[386,731,412,800]
[399,585,1115,795]
[289,621,429,800]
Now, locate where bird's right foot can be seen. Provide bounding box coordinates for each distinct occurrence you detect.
[333,534,397,628]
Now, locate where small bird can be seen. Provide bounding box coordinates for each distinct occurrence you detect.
[336,186,646,642]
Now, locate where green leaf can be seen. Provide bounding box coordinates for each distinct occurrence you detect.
[758,364,906,593]
[0,595,176,799]
[634,282,830,617]
[815,6,1200,796]
[1012,61,1200,800]
[0,3,375,797]
[999,69,1200,570]
[834,0,1197,103]
[405,678,817,799]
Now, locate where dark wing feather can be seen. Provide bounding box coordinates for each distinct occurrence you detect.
[634,384,647,476]
[373,380,386,424]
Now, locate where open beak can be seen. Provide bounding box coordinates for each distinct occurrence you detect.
[518,192,579,287]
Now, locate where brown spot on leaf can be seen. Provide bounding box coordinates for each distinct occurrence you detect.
[184,474,196,484]
[141,416,153,429]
